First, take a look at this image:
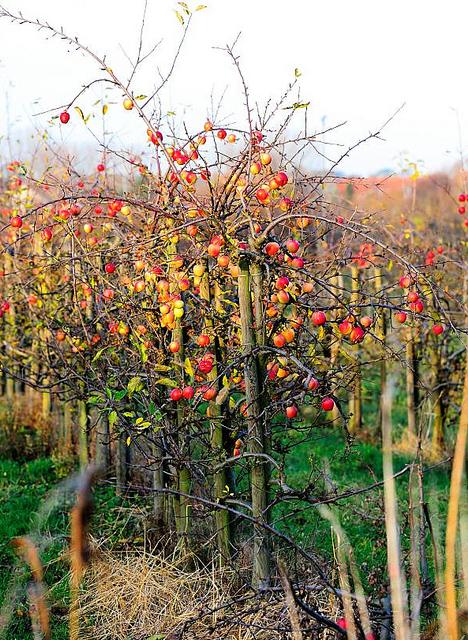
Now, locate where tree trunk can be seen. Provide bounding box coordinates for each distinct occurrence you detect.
[78,399,88,469]
[94,411,110,471]
[238,257,270,589]
[349,265,362,433]
[406,326,419,438]
[429,335,444,457]
[4,253,15,403]
[330,272,343,425]
[200,267,232,563]
[62,398,73,456]
[151,437,166,531]
[115,428,129,497]
[168,242,191,552]
[374,267,387,435]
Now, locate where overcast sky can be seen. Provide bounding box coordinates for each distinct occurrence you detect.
[0,0,466,176]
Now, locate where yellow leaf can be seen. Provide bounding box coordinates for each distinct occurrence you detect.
[74,106,85,121]
[175,10,185,24]
[126,436,131,446]
[184,357,194,378]
[134,94,147,101]
[178,1,191,13]
[102,104,108,115]
[195,4,207,9]
[154,377,178,387]
[294,68,302,78]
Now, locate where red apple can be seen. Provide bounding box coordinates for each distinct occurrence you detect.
[321,397,335,412]
[182,386,194,400]
[339,320,352,335]
[312,311,327,326]
[273,334,286,348]
[198,359,213,374]
[285,405,298,419]
[286,239,300,254]
[276,276,289,290]
[265,242,280,256]
[170,388,183,401]
[41,227,53,242]
[10,216,23,228]
[410,300,424,313]
[197,334,211,347]
[169,341,180,353]
[350,326,365,343]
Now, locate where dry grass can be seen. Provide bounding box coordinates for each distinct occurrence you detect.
[78,544,334,640]
[0,395,57,459]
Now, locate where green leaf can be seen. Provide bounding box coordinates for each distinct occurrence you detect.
[108,410,118,428]
[114,389,127,401]
[92,347,108,363]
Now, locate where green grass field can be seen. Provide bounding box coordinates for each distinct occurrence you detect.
[0,418,451,638]
[0,458,145,639]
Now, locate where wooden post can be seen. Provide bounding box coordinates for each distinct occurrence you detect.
[349,265,362,433]
[200,266,232,563]
[78,399,89,469]
[94,411,110,471]
[374,267,387,434]
[238,256,270,589]
[405,325,419,438]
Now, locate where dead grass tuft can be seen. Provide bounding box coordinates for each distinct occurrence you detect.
[78,543,334,640]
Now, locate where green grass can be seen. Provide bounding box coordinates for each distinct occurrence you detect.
[0,458,144,640]
[0,420,451,638]
[274,426,450,591]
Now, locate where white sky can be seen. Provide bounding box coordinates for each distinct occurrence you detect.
[0,0,467,176]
